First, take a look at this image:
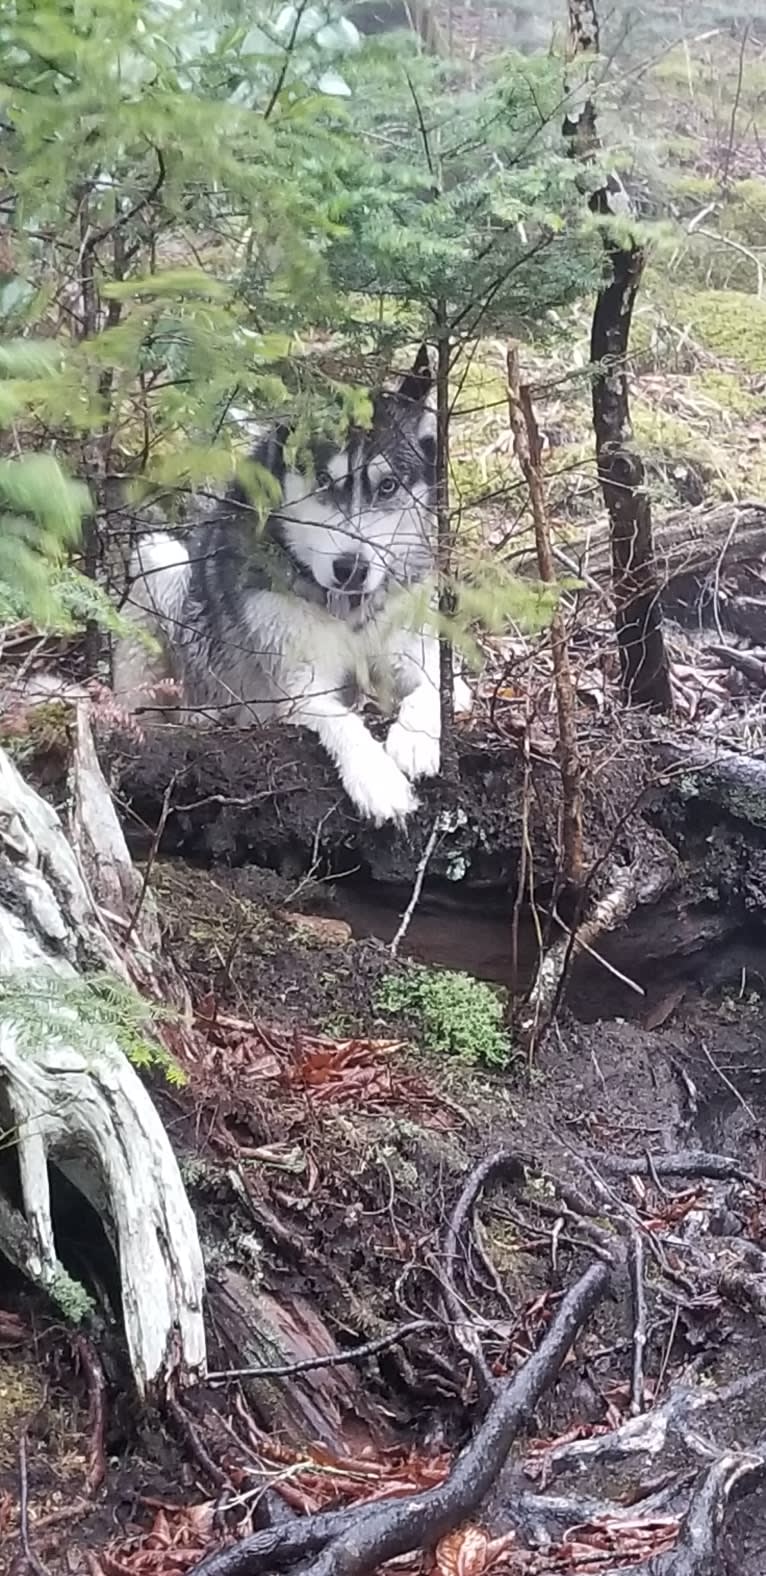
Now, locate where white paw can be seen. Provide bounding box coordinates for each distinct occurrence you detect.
[342,745,419,826]
[385,716,440,782]
[454,675,473,717]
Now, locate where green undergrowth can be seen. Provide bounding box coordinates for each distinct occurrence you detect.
[673,289,766,374]
[376,964,512,1067]
[0,969,185,1083]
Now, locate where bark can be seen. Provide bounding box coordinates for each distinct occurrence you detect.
[565,0,673,713]
[590,248,674,711]
[0,705,206,1395]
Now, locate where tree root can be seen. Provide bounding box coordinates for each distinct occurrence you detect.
[190,1262,609,1576]
[441,1149,526,1405]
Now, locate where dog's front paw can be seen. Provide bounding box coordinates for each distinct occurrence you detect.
[343,746,419,826]
[385,717,440,783]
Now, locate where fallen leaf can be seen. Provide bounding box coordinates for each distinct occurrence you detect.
[435,1525,490,1576]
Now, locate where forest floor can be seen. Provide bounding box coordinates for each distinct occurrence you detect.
[4,849,766,1576]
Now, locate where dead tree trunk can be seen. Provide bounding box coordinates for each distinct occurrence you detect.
[565,0,673,713]
[0,704,206,1395]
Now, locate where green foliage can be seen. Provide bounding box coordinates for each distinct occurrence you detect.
[322,49,598,346]
[0,341,89,625]
[377,965,511,1067]
[0,970,186,1085]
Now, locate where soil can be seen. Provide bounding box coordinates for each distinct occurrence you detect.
[5,841,766,1574]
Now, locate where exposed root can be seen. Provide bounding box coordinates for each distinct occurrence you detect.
[190,1263,610,1576]
[441,1149,526,1406]
[72,1334,108,1496]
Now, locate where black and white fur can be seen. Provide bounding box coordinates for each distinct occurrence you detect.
[113,348,466,825]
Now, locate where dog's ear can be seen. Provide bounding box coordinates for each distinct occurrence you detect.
[397,342,432,405]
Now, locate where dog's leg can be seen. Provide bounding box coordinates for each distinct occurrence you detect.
[386,629,473,782]
[385,625,441,782]
[112,533,190,715]
[288,673,419,826]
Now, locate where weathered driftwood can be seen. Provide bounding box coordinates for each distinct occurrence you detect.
[0,707,206,1395]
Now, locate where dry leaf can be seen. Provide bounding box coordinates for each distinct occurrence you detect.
[435,1525,490,1576]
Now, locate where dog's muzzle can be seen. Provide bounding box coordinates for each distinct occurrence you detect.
[332,552,369,593]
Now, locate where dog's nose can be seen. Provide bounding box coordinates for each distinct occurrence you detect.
[332,553,368,592]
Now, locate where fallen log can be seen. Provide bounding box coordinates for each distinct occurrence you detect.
[509,500,766,641]
[102,715,766,1004]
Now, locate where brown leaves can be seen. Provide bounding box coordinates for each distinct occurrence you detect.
[100,1501,220,1575]
[435,1525,516,1576]
[190,1006,460,1129]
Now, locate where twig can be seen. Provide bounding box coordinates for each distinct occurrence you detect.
[263,0,311,120]
[519,861,644,1044]
[166,1395,230,1494]
[627,1227,647,1417]
[721,23,751,185]
[390,818,440,957]
[207,1319,441,1382]
[18,1431,51,1576]
[442,1149,526,1404]
[72,1335,107,1496]
[506,344,584,888]
[699,1038,759,1127]
[124,769,179,945]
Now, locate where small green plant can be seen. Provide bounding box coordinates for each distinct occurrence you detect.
[377,965,511,1066]
[0,970,186,1085]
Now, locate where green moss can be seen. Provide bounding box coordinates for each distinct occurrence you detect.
[671,173,719,202]
[676,289,766,373]
[376,964,512,1067]
[49,1267,95,1323]
[692,370,763,419]
[631,402,717,468]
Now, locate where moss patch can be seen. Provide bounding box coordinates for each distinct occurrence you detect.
[376,963,512,1067]
[675,289,766,373]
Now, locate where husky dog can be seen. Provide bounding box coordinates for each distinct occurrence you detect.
[113,347,461,826]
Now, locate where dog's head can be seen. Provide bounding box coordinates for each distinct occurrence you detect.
[257,346,436,613]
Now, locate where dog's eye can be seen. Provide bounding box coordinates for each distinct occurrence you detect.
[377,476,400,499]
[315,470,332,491]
